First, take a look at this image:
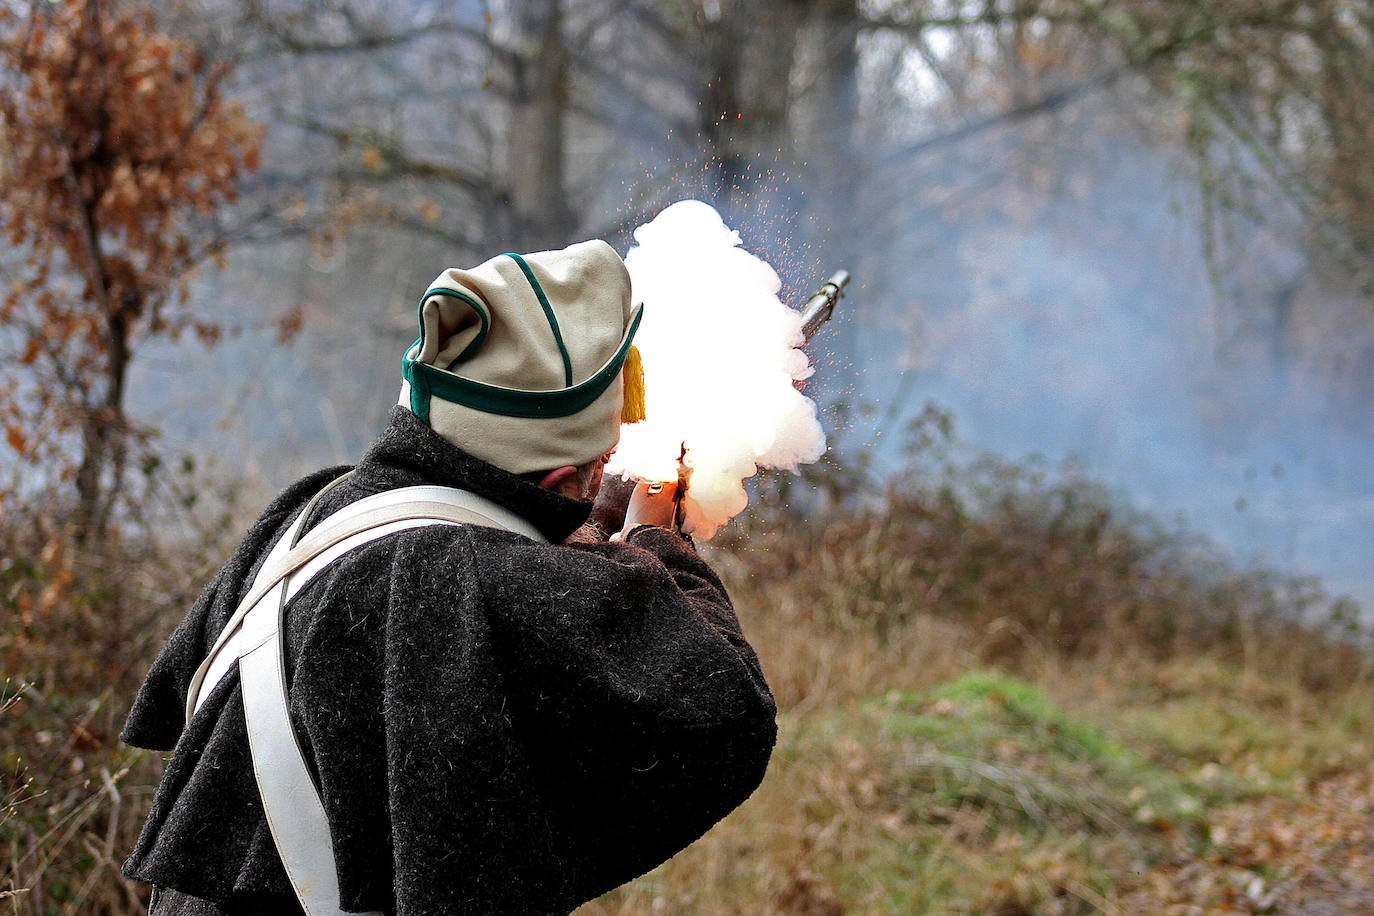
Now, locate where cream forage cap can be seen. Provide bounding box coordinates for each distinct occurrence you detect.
[399,239,643,475]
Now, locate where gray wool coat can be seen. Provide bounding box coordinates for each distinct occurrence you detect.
[122,408,778,915]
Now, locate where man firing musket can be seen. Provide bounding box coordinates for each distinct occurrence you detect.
[120,239,781,915]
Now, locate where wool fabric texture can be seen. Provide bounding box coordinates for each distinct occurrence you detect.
[122,407,777,915]
[398,239,641,474]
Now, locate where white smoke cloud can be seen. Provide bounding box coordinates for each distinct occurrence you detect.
[608,200,826,537]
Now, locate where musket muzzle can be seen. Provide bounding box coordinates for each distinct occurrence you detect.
[800,269,850,343]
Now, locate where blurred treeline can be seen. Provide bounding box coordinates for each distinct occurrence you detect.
[4,0,1374,913]
[5,0,1374,530]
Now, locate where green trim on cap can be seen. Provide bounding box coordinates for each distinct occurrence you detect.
[406,287,491,426]
[402,338,432,423]
[418,287,490,369]
[404,305,642,419]
[503,252,574,386]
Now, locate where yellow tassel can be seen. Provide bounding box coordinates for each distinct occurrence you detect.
[621,344,646,423]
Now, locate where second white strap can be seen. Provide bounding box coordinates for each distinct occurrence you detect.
[240,518,446,916]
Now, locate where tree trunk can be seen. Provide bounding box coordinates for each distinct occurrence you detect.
[790,0,860,166]
[500,0,575,251]
[790,0,864,353]
[697,0,809,207]
[73,299,132,541]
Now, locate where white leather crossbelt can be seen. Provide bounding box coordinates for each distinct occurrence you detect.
[185,483,547,916]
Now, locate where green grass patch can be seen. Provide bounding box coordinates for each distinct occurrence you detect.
[1084,657,1374,789]
[746,670,1254,914]
[872,670,1217,835]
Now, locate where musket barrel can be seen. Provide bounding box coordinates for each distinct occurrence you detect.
[800,269,850,343]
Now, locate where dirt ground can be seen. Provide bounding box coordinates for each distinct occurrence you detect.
[1122,768,1374,914]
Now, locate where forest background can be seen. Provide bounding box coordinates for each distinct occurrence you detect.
[4,0,1374,913]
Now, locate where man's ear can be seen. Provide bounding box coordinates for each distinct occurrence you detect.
[537,465,580,497]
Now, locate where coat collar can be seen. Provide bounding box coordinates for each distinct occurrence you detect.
[352,407,592,543]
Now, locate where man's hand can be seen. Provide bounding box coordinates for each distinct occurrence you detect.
[615,480,679,538]
[587,473,637,536]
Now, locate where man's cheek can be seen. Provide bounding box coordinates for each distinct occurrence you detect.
[585,464,606,500]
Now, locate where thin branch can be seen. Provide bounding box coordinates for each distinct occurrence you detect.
[373,213,481,250]
[879,66,1128,167]
[861,8,1097,34]
[247,10,495,61]
[566,0,640,57]
[282,115,489,193]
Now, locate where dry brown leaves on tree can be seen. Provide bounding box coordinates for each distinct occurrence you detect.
[0,0,261,528]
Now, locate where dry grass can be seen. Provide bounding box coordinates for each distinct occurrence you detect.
[578,629,1374,915]
[578,458,1373,915]
[3,453,1370,915]
[2,498,237,916]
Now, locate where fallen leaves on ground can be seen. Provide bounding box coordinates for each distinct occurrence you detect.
[1122,767,1374,914]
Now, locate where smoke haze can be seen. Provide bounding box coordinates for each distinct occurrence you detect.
[608,200,826,536]
[115,8,1371,614]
